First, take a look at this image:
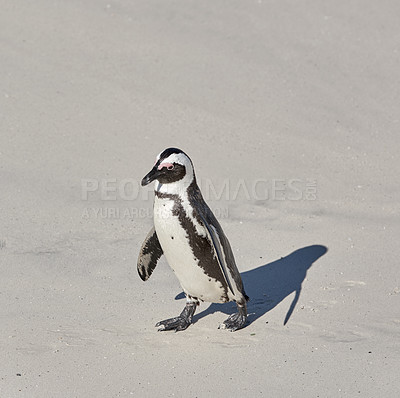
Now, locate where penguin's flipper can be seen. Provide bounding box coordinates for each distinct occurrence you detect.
[137,227,163,281]
[195,209,245,301]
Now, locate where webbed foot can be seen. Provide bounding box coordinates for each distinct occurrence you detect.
[219,303,247,332]
[156,301,197,332]
[155,316,191,332]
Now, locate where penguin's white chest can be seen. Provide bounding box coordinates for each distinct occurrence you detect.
[153,196,226,303]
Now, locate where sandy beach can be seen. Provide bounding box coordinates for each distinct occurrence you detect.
[1,0,399,396]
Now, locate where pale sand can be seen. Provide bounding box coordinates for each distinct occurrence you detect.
[1,0,399,396]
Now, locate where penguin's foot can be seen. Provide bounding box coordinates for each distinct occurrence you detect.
[155,302,197,332]
[155,316,191,332]
[219,304,247,332]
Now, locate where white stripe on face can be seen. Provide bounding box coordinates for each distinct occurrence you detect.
[155,153,195,194]
[161,153,191,167]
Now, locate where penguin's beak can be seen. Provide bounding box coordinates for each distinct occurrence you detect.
[141,167,160,186]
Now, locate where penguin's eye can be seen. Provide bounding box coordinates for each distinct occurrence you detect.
[167,165,174,170]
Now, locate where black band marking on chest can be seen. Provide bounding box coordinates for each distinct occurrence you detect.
[156,189,229,302]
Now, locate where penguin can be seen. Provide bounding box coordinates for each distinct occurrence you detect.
[137,147,249,332]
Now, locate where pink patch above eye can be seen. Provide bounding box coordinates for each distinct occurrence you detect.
[158,162,174,170]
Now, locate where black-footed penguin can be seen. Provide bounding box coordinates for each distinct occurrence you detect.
[138,148,249,332]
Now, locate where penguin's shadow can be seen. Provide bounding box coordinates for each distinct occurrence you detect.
[175,245,328,326]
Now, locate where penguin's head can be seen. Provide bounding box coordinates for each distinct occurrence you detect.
[141,147,195,189]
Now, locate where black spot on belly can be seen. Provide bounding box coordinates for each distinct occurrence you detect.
[171,236,174,240]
